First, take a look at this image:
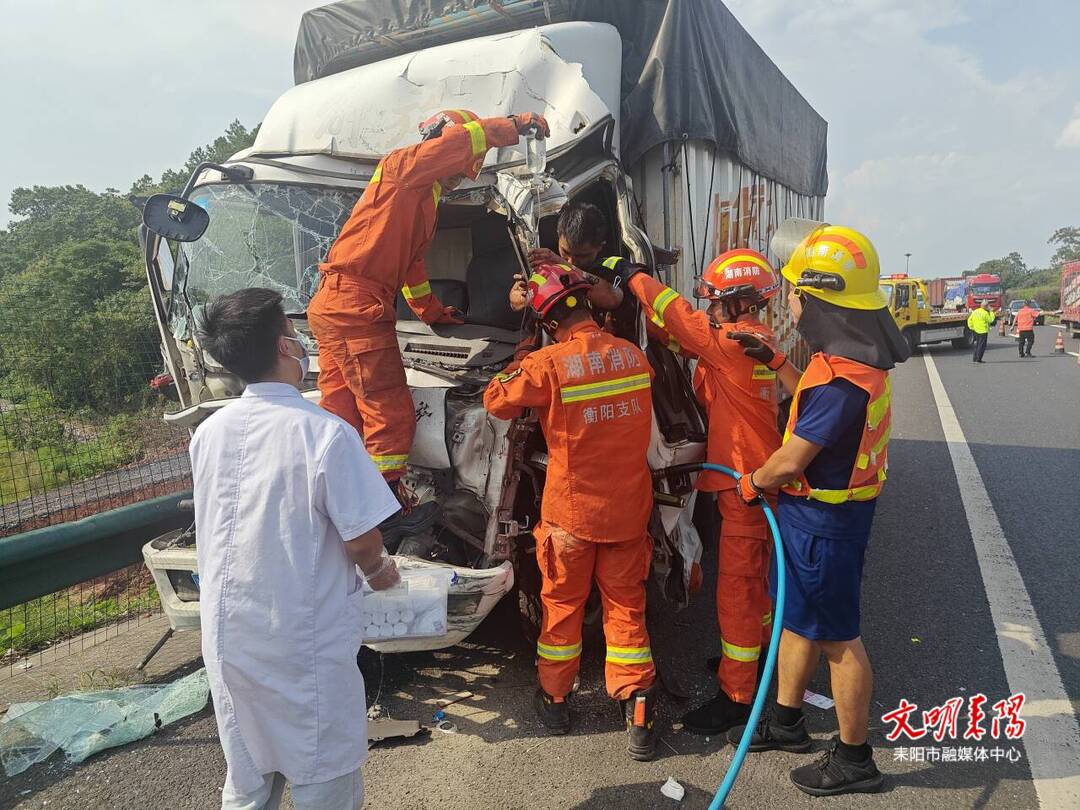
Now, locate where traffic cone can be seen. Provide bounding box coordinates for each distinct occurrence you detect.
[1054,331,1065,354]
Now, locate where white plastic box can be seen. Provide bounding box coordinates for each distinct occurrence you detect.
[359,567,453,642]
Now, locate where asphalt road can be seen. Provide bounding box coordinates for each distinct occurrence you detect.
[2,325,1077,809]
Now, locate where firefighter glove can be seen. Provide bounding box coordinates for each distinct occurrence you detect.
[727,331,787,370]
[511,113,551,138]
[738,471,764,505]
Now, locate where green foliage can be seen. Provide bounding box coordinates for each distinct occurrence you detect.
[0,576,158,655]
[0,119,258,506]
[130,119,259,195]
[1048,226,1080,268]
[968,251,1028,288]
[1007,284,1060,310]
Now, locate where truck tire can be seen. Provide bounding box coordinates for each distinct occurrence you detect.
[905,327,921,354]
[952,329,973,350]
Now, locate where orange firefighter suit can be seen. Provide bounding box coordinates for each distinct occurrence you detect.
[627,274,781,703]
[483,319,656,701]
[308,116,521,480]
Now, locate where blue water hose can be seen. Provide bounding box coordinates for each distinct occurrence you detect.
[660,462,785,809]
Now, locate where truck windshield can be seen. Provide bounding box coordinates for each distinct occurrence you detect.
[971,284,1000,295]
[176,183,360,313]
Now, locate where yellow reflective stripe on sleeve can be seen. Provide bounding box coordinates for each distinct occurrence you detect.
[451,109,475,123]
[494,368,522,383]
[537,641,582,661]
[369,163,383,184]
[462,120,487,156]
[602,256,624,270]
[667,337,682,354]
[721,639,761,663]
[605,645,653,664]
[752,364,777,381]
[761,612,773,626]
[559,373,651,404]
[866,378,891,429]
[432,181,442,207]
[371,454,409,472]
[529,273,547,286]
[401,281,432,301]
[650,287,680,328]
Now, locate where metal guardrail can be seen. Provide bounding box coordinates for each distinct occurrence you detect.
[0,492,191,611]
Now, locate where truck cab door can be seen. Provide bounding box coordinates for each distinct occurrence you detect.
[894,283,912,326]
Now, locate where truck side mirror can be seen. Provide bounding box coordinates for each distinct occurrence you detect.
[142,194,210,242]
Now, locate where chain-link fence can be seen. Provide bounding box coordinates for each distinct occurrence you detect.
[1,323,189,673]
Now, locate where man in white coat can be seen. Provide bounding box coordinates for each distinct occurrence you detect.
[191,287,402,810]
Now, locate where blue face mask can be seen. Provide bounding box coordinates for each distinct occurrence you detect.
[283,336,310,381]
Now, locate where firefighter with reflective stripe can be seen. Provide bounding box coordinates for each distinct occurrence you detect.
[507,201,684,356]
[612,249,786,735]
[308,109,549,492]
[728,224,909,798]
[483,262,659,761]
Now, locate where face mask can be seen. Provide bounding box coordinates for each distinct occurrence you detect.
[283,336,310,380]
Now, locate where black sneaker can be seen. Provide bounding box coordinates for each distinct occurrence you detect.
[681,690,750,735]
[622,687,657,761]
[789,737,884,797]
[727,707,812,753]
[534,689,570,735]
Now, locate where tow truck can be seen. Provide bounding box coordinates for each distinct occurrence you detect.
[880,274,972,352]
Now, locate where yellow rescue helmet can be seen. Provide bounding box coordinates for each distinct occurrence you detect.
[780,225,887,311]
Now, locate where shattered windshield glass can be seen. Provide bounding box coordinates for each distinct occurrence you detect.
[175,184,359,315]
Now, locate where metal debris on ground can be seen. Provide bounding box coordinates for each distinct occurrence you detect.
[660,777,685,801]
[435,720,458,734]
[802,690,836,710]
[366,719,422,745]
[0,668,209,776]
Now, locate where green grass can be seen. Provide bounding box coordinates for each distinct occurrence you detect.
[0,410,148,506]
[1,580,159,656]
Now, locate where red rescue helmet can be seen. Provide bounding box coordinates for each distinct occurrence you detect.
[694,249,780,305]
[418,109,485,178]
[527,262,591,321]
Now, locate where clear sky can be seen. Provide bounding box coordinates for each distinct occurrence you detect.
[2,0,1078,274]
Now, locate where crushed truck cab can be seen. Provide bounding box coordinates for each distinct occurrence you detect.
[140,7,829,653]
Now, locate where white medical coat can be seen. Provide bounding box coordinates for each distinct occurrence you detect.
[190,383,399,792]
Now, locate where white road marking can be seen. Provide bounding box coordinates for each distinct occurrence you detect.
[923,352,1080,807]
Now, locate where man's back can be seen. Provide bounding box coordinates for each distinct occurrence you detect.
[1016,306,1036,331]
[190,382,398,787]
[484,321,654,543]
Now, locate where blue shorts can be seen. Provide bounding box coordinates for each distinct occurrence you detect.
[769,518,869,641]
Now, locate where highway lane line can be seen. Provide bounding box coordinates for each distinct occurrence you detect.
[923,352,1080,807]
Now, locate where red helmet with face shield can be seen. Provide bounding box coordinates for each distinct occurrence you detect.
[694,249,781,306]
[527,262,592,321]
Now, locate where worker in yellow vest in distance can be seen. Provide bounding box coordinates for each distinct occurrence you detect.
[967,301,997,364]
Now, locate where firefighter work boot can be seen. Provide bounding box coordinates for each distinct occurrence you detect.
[622,686,657,761]
[534,689,570,735]
[789,737,884,797]
[681,690,750,735]
[727,705,812,753]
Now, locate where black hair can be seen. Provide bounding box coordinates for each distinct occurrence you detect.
[557,202,607,248]
[198,288,288,383]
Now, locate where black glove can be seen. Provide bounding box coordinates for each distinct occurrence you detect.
[603,257,644,289]
[727,331,787,370]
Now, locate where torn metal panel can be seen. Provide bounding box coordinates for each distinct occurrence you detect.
[254,27,613,172]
